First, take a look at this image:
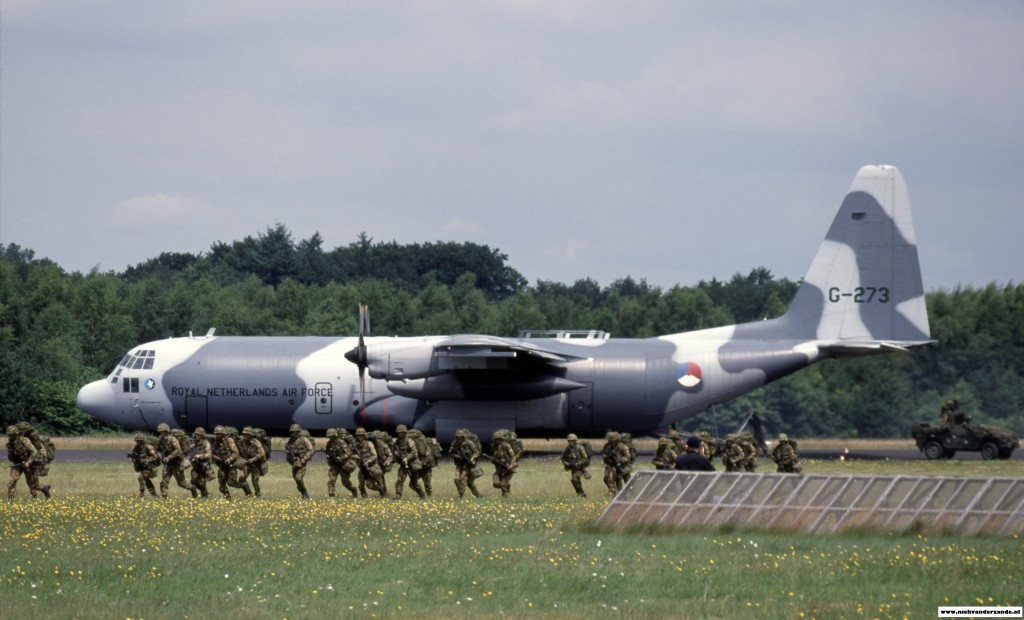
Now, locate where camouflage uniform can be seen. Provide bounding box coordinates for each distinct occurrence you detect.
[560,434,591,497]
[739,432,758,472]
[601,432,632,494]
[668,430,687,455]
[236,427,267,498]
[156,422,192,497]
[722,434,745,472]
[285,423,315,500]
[188,428,213,498]
[771,433,802,473]
[449,430,482,498]
[212,427,251,499]
[324,428,358,498]
[696,431,717,462]
[652,438,677,470]
[393,425,425,500]
[354,428,387,498]
[490,434,517,498]
[940,397,960,427]
[6,426,50,499]
[129,433,161,497]
[414,432,440,497]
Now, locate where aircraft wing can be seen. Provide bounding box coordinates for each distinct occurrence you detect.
[818,339,937,357]
[437,335,584,367]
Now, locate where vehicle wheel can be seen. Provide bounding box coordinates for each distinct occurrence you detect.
[980,441,999,460]
[923,441,944,460]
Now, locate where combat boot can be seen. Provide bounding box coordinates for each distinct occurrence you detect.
[301,491,310,500]
[189,484,199,498]
[41,485,52,499]
[241,481,252,496]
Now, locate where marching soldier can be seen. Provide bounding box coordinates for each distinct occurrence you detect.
[188,427,213,498]
[771,433,803,473]
[739,432,759,472]
[393,425,425,500]
[156,422,192,497]
[560,434,591,497]
[490,432,517,498]
[212,426,251,499]
[324,428,358,498]
[354,427,387,498]
[128,433,160,498]
[652,437,677,470]
[6,425,50,500]
[450,429,482,498]
[285,423,315,500]
[722,434,745,472]
[601,432,632,495]
[236,427,267,498]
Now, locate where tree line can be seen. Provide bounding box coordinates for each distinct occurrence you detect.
[2,227,1021,438]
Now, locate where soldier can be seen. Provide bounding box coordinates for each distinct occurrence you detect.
[449,429,482,498]
[212,426,251,499]
[128,433,161,497]
[668,429,687,455]
[6,425,50,499]
[156,422,193,497]
[324,428,358,498]
[940,396,960,427]
[695,431,717,462]
[412,431,440,497]
[675,435,715,471]
[722,433,745,472]
[560,434,591,497]
[236,427,267,498]
[652,437,677,470]
[490,432,517,498]
[739,432,758,472]
[392,425,425,500]
[771,433,803,473]
[285,423,315,500]
[188,427,213,498]
[601,432,632,494]
[354,427,387,498]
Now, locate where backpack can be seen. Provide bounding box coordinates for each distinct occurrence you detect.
[251,427,272,464]
[619,433,638,464]
[166,429,191,469]
[406,429,435,466]
[370,431,394,472]
[458,428,483,454]
[30,433,56,476]
[494,429,524,459]
[579,439,594,461]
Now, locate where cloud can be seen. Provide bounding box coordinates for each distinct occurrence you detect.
[111,193,202,217]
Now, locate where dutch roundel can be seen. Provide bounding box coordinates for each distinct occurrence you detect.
[676,362,703,391]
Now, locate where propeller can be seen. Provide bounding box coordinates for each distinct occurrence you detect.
[344,304,371,416]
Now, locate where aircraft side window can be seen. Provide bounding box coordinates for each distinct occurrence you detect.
[132,357,146,369]
[118,354,131,368]
[123,377,130,392]
[130,378,139,393]
[143,358,154,369]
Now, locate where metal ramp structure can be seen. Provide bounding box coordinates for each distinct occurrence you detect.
[599,471,1024,536]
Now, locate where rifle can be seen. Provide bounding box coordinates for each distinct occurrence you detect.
[392,440,412,475]
[484,451,517,473]
[457,443,477,467]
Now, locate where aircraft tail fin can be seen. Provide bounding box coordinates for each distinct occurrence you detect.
[776,165,933,349]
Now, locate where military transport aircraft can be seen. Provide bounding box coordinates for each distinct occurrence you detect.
[77,165,934,442]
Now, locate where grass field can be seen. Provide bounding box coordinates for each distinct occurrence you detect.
[2,453,1022,619]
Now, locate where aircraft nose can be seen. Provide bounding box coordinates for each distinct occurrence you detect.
[77,379,117,424]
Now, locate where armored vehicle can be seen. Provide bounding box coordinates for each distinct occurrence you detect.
[912,422,1019,460]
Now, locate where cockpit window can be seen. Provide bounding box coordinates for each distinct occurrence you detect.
[113,350,157,390]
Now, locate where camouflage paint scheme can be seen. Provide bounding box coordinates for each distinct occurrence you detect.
[78,166,933,441]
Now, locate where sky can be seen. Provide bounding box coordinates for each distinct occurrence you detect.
[1,1,1022,292]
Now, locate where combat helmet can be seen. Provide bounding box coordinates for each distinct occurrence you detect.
[156,422,170,433]
[242,427,253,436]
[7,425,20,435]
[134,433,146,442]
[605,431,620,442]
[658,437,669,446]
[354,427,367,437]
[213,426,225,435]
[778,433,789,442]
[326,428,338,437]
[567,433,578,442]
[289,423,302,433]
[455,428,468,438]
[396,424,408,434]
[194,427,206,436]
